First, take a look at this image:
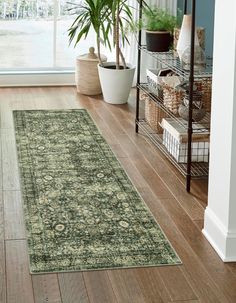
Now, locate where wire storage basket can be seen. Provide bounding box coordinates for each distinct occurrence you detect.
[162,83,184,115]
[141,92,167,133]
[162,118,210,163]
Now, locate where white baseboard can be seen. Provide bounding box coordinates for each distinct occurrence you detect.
[203,207,236,262]
[0,70,75,87]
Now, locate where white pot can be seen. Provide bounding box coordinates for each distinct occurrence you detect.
[98,62,135,104]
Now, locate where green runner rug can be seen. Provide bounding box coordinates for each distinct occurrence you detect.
[13,109,181,273]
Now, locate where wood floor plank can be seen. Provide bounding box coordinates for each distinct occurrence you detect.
[6,240,34,303]
[108,269,152,303]
[1,129,20,190]
[116,158,227,303]
[227,263,236,278]
[58,272,90,303]
[91,98,198,193]
[0,87,236,303]
[87,105,173,199]
[173,300,200,303]
[4,191,25,240]
[0,191,4,241]
[88,110,122,147]
[0,191,6,303]
[0,133,3,191]
[157,266,198,301]
[132,268,172,303]
[81,102,175,197]
[158,197,236,303]
[32,87,79,110]
[83,271,117,303]
[32,274,62,303]
[0,241,6,303]
[101,98,206,220]
[190,179,208,207]
[194,219,204,231]
[140,189,227,303]
[0,89,19,129]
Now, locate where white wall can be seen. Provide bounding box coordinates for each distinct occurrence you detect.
[203,0,236,261]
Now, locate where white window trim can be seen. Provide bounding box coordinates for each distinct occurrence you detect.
[0,70,75,87]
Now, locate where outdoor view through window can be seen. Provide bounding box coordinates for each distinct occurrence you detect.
[0,0,95,70]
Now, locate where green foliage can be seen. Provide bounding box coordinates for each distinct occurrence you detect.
[68,0,112,64]
[143,6,177,33]
[107,0,135,68]
[68,0,148,69]
[106,0,149,68]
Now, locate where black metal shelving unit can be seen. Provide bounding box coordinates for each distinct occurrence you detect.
[135,0,212,192]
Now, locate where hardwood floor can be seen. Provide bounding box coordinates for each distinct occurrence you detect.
[0,86,235,303]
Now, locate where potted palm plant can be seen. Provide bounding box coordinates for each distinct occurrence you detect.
[97,0,148,104]
[97,0,136,104]
[69,0,148,104]
[142,6,177,52]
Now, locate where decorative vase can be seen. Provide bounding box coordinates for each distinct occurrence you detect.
[176,14,199,60]
[181,45,206,71]
[174,27,205,52]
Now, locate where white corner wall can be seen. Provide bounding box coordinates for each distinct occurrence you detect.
[203,0,236,261]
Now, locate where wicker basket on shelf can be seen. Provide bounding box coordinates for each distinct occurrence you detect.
[141,92,168,133]
[162,77,212,115]
[195,78,212,112]
[162,83,184,115]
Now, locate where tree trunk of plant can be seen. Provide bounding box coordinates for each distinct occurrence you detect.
[97,36,103,66]
[115,5,120,69]
[119,47,126,69]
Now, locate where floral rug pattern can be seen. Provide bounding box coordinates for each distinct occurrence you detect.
[13,109,181,273]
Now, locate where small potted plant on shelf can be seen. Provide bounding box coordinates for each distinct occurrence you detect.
[142,6,177,52]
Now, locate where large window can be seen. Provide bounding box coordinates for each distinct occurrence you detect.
[0,0,95,70]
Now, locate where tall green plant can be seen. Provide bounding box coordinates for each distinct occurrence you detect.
[106,0,134,69]
[108,0,149,69]
[68,0,112,64]
[68,0,148,69]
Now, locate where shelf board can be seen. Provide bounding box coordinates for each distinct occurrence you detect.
[138,83,211,131]
[136,119,209,179]
[139,46,212,79]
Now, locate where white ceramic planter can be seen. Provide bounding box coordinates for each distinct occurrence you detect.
[98,62,135,104]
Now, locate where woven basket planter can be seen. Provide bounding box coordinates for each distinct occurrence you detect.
[76,47,107,96]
